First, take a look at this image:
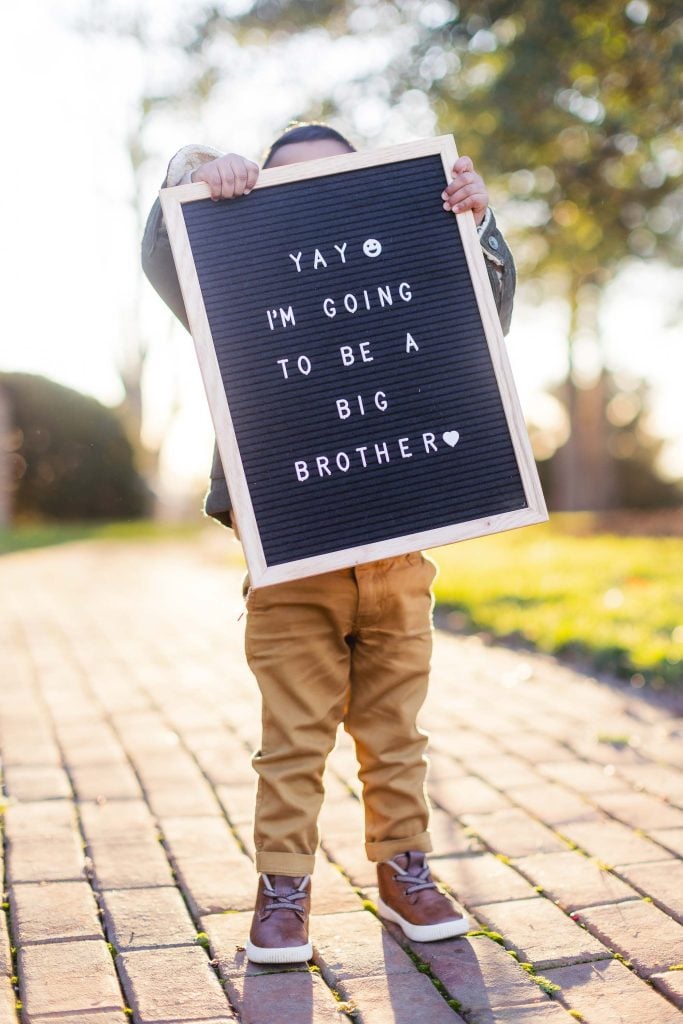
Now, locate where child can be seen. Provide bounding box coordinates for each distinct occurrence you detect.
[142,122,516,964]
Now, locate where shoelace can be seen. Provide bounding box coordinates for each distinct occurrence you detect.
[260,874,310,919]
[386,856,438,896]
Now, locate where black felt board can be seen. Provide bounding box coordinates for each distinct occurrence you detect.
[181,154,528,567]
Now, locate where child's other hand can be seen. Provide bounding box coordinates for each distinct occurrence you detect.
[191,153,260,200]
[441,156,489,225]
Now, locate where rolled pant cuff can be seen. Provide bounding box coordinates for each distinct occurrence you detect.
[255,851,316,877]
[365,832,432,863]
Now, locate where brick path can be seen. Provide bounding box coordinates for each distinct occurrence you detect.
[1,533,682,1024]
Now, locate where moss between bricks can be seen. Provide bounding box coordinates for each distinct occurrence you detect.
[466,928,505,946]
[525,971,561,997]
[613,952,633,968]
[3,902,21,1010]
[596,733,631,747]
[392,933,463,1012]
[311,969,359,1020]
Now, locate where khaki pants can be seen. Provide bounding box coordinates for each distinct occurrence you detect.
[244,553,436,876]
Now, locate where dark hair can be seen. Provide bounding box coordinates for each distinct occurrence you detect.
[262,122,355,167]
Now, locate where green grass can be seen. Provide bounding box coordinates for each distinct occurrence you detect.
[4,513,681,687]
[430,517,683,687]
[0,519,205,556]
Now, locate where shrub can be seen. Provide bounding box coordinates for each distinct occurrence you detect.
[1,373,150,521]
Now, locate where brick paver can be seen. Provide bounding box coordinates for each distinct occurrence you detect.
[430,852,540,906]
[614,860,683,921]
[117,945,236,1022]
[1,534,683,1022]
[572,900,683,976]
[651,970,683,1011]
[472,897,610,969]
[395,933,551,1014]
[10,880,102,944]
[100,886,199,950]
[18,938,125,1021]
[512,850,638,912]
[545,959,682,1024]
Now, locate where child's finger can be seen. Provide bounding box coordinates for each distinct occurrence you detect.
[444,192,488,223]
[218,163,237,199]
[446,192,487,212]
[244,160,260,194]
[443,181,485,207]
[453,155,474,175]
[194,165,223,200]
[230,158,251,197]
[442,171,482,199]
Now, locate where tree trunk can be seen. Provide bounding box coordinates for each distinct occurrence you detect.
[551,282,617,511]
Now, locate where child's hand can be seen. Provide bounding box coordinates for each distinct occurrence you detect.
[441,156,489,225]
[191,153,260,200]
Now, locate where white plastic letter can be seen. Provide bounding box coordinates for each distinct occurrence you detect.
[374,442,390,464]
[333,242,348,263]
[280,306,296,328]
[316,455,332,477]
[375,391,388,412]
[406,333,419,353]
[377,285,393,308]
[277,358,289,378]
[289,252,303,273]
[336,399,351,420]
[340,346,354,366]
[399,281,412,302]
[398,437,412,459]
[423,432,437,453]
[294,460,309,481]
[323,297,336,318]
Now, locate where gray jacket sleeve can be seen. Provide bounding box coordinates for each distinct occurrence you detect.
[141,194,190,332]
[478,208,516,336]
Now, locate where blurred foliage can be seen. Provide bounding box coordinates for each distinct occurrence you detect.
[1,373,150,521]
[170,0,683,287]
[397,1,683,282]
[431,515,683,687]
[85,0,683,282]
[81,0,683,509]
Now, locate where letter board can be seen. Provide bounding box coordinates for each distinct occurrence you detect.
[160,136,547,586]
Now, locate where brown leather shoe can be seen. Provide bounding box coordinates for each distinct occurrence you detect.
[377,851,469,941]
[246,874,312,964]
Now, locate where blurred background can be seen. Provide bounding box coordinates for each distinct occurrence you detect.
[0,0,681,686]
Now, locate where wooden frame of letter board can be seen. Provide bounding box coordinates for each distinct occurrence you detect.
[160,135,548,587]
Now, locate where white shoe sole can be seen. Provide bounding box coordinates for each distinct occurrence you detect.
[377,897,470,941]
[245,939,312,964]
